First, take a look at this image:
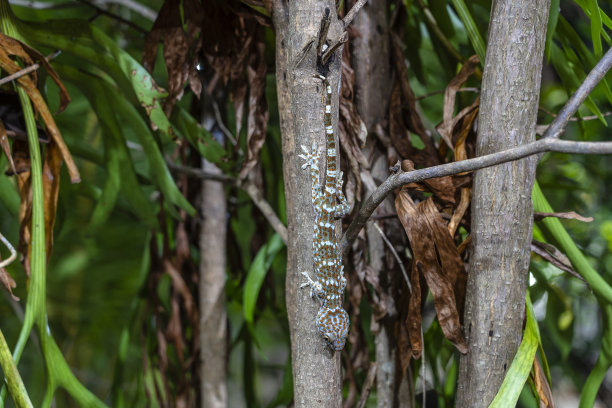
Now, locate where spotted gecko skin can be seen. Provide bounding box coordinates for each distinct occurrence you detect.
[299,75,350,351]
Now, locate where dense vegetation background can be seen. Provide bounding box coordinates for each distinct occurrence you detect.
[0,0,611,407]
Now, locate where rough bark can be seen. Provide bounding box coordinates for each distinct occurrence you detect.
[273,1,345,406]
[351,1,399,406]
[199,159,228,408]
[455,1,550,407]
[352,0,391,132]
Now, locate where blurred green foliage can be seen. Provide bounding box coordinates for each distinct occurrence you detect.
[0,0,611,406]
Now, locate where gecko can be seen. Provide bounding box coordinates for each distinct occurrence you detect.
[299,74,350,351]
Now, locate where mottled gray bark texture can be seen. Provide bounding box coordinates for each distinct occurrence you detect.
[455,1,550,407]
[351,1,402,406]
[273,1,345,406]
[199,159,228,408]
[352,0,391,132]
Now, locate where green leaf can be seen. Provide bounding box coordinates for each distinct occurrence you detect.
[545,0,560,61]
[450,0,486,64]
[56,64,158,229]
[243,233,285,324]
[533,181,612,304]
[171,107,231,171]
[110,91,196,216]
[549,43,607,125]
[489,294,539,408]
[587,0,603,56]
[0,155,19,217]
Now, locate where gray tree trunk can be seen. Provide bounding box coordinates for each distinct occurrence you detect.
[199,159,228,408]
[351,1,401,407]
[455,1,550,406]
[273,1,345,406]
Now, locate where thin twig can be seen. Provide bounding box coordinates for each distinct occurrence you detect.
[372,222,411,293]
[356,362,377,408]
[342,0,368,28]
[539,106,612,122]
[416,0,465,63]
[316,7,332,57]
[342,138,612,252]
[341,46,612,252]
[0,233,17,270]
[242,181,288,244]
[166,160,235,183]
[321,31,348,66]
[416,87,480,101]
[77,0,148,33]
[167,161,288,244]
[211,99,238,146]
[0,51,61,87]
[543,47,612,141]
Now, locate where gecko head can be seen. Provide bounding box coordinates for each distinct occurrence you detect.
[315,307,349,351]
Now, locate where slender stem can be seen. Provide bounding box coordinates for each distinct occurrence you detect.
[0,330,33,408]
[0,233,17,269]
[342,0,368,28]
[0,51,61,87]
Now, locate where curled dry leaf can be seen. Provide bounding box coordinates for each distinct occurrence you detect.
[532,357,554,408]
[0,120,16,175]
[436,54,480,150]
[389,32,439,166]
[0,265,18,301]
[42,141,62,258]
[534,211,594,223]
[338,46,369,198]
[142,0,203,115]
[238,36,269,180]
[531,240,584,282]
[453,99,479,165]
[395,190,468,357]
[0,34,79,182]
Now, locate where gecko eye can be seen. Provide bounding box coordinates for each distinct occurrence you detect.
[323,335,330,342]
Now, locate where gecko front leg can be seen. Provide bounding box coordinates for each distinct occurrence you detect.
[300,271,324,304]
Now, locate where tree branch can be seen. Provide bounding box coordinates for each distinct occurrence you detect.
[0,51,60,87]
[341,46,612,252]
[342,0,368,28]
[167,161,288,244]
[542,46,612,141]
[342,138,612,251]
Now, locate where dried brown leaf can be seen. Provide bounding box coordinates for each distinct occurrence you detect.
[389,33,440,165]
[534,211,593,223]
[453,100,479,164]
[0,34,70,112]
[142,0,201,115]
[238,37,268,180]
[0,39,79,182]
[0,120,16,175]
[395,191,467,356]
[388,83,429,165]
[42,141,61,258]
[338,47,369,200]
[0,261,18,301]
[448,187,471,237]
[533,357,554,407]
[531,240,584,282]
[436,54,480,149]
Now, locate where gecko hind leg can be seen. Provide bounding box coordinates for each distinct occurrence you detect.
[334,171,350,218]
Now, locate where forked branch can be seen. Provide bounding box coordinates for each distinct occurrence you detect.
[341,46,612,252]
